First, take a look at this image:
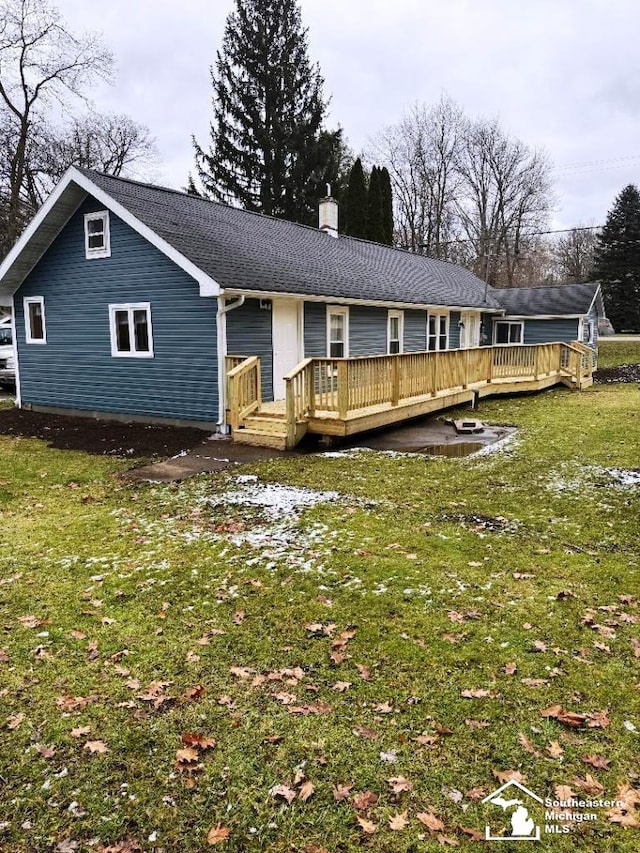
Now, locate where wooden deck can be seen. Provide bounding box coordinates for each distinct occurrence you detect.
[226,342,595,449]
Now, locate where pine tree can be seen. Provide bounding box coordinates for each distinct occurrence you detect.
[380,166,394,245]
[593,184,640,331]
[366,166,385,243]
[193,0,336,225]
[343,158,368,239]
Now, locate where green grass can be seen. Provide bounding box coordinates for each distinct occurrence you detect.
[597,339,640,368]
[1,384,639,852]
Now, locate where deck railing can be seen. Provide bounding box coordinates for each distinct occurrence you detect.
[227,342,594,442]
[226,356,261,430]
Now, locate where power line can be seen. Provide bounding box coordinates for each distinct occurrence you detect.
[421,224,602,249]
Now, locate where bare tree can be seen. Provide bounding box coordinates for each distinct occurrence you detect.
[0,0,113,247]
[553,225,598,283]
[369,95,463,256]
[455,117,554,287]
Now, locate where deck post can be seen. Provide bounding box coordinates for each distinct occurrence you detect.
[285,378,296,448]
[391,356,400,406]
[337,361,349,419]
[534,346,540,380]
[306,363,316,417]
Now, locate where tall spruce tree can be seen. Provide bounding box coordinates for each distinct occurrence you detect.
[593,184,640,331]
[380,166,394,245]
[366,166,385,243]
[344,157,368,239]
[193,0,338,225]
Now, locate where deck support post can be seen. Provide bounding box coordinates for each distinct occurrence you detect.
[285,378,296,448]
[391,356,400,406]
[337,361,349,419]
[306,365,315,417]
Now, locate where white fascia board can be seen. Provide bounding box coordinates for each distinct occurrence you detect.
[219,287,503,313]
[0,167,221,298]
[587,284,604,318]
[499,313,581,320]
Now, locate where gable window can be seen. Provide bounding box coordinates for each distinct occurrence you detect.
[387,310,404,354]
[24,296,46,344]
[427,312,448,351]
[494,320,524,345]
[109,303,154,358]
[582,319,594,345]
[84,211,111,259]
[327,306,349,358]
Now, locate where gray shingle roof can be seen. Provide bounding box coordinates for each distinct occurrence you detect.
[78,169,503,310]
[492,283,601,317]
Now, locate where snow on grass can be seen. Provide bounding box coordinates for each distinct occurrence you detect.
[470,431,520,457]
[546,464,640,492]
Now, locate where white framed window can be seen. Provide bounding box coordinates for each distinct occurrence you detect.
[84,211,111,259]
[327,305,349,358]
[494,320,524,345]
[387,310,404,354]
[24,296,47,344]
[427,312,448,351]
[109,303,154,358]
[582,319,594,345]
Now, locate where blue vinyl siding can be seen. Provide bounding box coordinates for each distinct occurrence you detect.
[226,298,273,401]
[15,197,218,424]
[349,305,388,356]
[304,301,327,357]
[523,318,579,345]
[404,309,427,352]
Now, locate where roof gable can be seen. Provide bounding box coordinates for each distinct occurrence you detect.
[493,283,603,317]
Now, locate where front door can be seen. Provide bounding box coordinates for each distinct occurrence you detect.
[460,312,480,348]
[272,298,302,399]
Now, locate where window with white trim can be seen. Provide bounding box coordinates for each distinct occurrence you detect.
[109,303,154,358]
[582,319,594,345]
[327,306,349,358]
[24,296,46,344]
[427,312,448,351]
[494,320,524,344]
[84,211,111,259]
[387,310,404,354]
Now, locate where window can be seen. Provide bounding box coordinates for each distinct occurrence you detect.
[84,211,111,259]
[327,306,349,358]
[494,321,524,345]
[0,325,12,346]
[427,312,448,351]
[582,320,594,345]
[387,310,404,354]
[24,296,46,344]
[109,303,154,358]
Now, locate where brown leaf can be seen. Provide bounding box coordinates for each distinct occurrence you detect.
[572,774,604,796]
[0,648,8,663]
[356,664,371,680]
[581,754,610,770]
[606,807,640,828]
[6,713,25,730]
[587,709,610,729]
[436,836,459,847]
[84,740,109,754]
[521,678,549,688]
[70,726,91,738]
[181,732,216,751]
[492,769,526,785]
[415,733,439,746]
[298,780,315,802]
[232,610,245,625]
[540,705,587,727]
[518,732,538,755]
[416,811,445,832]
[356,816,377,835]
[387,776,412,794]
[460,688,498,699]
[352,791,378,811]
[554,784,574,801]
[207,824,231,845]
[184,685,206,701]
[333,783,353,801]
[547,741,564,759]
[35,744,56,759]
[503,662,517,675]
[56,694,93,712]
[374,701,393,714]
[464,719,490,729]
[270,784,296,804]
[465,788,487,801]
[459,826,484,841]
[389,811,408,831]
[631,638,640,658]
[352,726,378,740]
[332,681,351,692]
[532,640,547,652]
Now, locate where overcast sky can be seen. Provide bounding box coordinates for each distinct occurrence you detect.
[55,0,640,229]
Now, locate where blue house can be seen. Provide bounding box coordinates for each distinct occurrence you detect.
[0,168,603,448]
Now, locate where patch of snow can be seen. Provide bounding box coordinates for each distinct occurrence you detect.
[202,480,340,518]
[471,432,519,457]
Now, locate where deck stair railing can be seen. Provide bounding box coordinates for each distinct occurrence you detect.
[226,356,261,430]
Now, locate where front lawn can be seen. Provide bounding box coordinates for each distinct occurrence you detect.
[597,339,640,369]
[0,384,639,852]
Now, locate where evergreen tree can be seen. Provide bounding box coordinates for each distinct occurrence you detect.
[380,166,394,245]
[593,184,640,331]
[366,166,385,243]
[193,0,336,225]
[343,157,368,239]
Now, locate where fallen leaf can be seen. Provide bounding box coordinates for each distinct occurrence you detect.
[503,662,517,675]
[518,732,538,755]
[389,811,408,831]
[6,713,25,730]
[35,744,56,759]
[581,754,610,770]
[70,726,91,738]
[181,732,216,751]
[417,812,445,832]
[387,776,413,794]
[352,791,378,811]
[587,709,610,729]
[459,826,484,841]
[232,610,245,625]
[84,740,109,754]
[356,816,377,835]
[554,784,575,801]
[356,664,371,680]
[269,784,296,804]
[572,774,604,796]
[184,685,206,701]
[436,835,459,847]
[298,780,315,802]
[547,741,564,759]
[333,783,353,801]
[460,688,498,699]
[207,824,231,845]
[465,788,487,801]
[606,807,640,828]
[332,681,351,692]
[492,770,526,785]
[353,726,378,740]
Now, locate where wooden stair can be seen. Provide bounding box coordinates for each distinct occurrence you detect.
[232,411,289,449]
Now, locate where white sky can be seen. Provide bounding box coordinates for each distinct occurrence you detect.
[55,0,640,229]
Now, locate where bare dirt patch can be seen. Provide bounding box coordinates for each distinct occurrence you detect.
[594,363,640,383]
[0,407,209,458]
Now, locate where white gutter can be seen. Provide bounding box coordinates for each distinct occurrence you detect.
[216,295,245,432]
[10,295,21,407]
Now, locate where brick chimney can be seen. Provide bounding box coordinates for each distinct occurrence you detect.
[319,185,338,238]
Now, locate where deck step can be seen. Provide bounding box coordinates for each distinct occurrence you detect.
[241,415,289,434]
[233,427,288,450]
